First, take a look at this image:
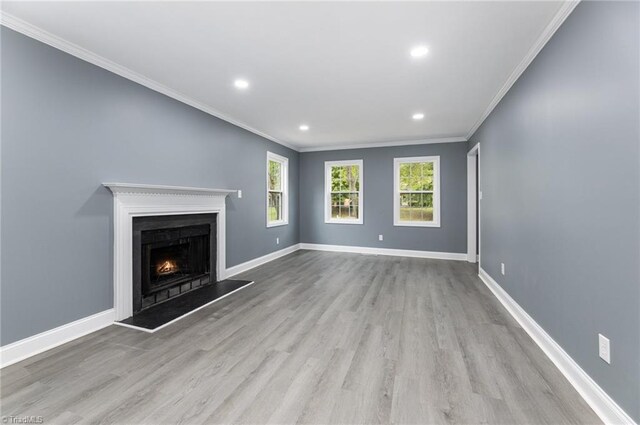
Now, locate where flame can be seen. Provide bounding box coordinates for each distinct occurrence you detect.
[157,260,178,275]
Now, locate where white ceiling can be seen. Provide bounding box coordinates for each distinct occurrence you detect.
[1,1,569,151]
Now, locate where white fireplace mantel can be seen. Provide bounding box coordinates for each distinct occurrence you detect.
[104,183,237,320]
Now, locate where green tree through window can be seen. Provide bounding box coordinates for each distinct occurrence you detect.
[268,159,282,222]
[330,165,360,219]
[325,160,363,223]
[395,157,439,226]
[267,152,288,226]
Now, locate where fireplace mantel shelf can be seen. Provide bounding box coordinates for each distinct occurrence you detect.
[103,183,237,197]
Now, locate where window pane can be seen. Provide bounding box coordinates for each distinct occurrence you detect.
[340,193,346,219]
[399,163,410,190]
[409,163,422,190]
[399,192,434,222]
[331,193,341,218]
[423,193,434,221]
[348,193,359,219]
[399,193,410,221]
[347,165,360,191]
[268,160,281,191]
[350,206,359,219]
[331,165,360,192]
[398,161,434,191]
[340,166,348,191]
[349,193,359,208]
[340,193,351,219]
[421,162,434,190]
[330,192,360,220]
[410,192,421,209]
[344,166,351,191]
[331,166,344,191]
[410,202,422,222]
[268,191,282,221]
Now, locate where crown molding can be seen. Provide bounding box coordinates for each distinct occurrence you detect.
[299,136,467,153]
[465,0,581,140]
[2,3,579,153]
[1,10,464,155]
[0,11,300,152]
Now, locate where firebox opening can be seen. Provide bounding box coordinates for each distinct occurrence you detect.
[133,214,217,314]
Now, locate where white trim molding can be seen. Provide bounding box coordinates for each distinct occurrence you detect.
[467,144,480,263]
[393,156,441,228]
[300,137,467,153]
[0,12,298,152]
[465,1,580,139]
[478,268,636,425]
[225,244,300,278]
[104,183,235,321]
[0,309,115,369]
[300,243,466,261]
[324,159,364,225]
[266,151,289,228]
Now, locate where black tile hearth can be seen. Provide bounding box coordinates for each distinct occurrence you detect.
[118,279,253,331]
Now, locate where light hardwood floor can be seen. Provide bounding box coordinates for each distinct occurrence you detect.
[1,250,601,424]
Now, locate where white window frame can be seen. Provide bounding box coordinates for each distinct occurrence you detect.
[266,151,289,228]
[393,156,441,227]
[324,159,364,225]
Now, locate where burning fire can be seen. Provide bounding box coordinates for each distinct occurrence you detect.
[157,260,178,275]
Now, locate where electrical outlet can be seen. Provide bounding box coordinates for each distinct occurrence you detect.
[501,263,505,275]
[276,237,280,245]
[599,334,611,364]
[237,190,242,198]
[379,234,383,241]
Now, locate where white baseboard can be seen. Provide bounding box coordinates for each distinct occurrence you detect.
[0,309,115,369]
[224,243,301,279]
[300,243,466,261]
[478,268,636,425]
[0,244,299,368]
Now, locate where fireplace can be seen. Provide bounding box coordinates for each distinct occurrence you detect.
[132,214,216,313]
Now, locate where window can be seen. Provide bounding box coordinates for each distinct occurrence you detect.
[394,156,440,227]
[324,160,363,224]
[267,152,288,227]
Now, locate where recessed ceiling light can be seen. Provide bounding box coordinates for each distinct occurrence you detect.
[412,113,425,120]
[234,79,249,89]
[299,124,310,131]
[410,45,429,58]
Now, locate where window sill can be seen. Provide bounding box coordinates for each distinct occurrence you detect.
[267,221,288,228]
[394,221,440,228]
[324,219,363,225]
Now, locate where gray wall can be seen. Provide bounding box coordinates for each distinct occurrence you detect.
[469,2,639,421]
[0,28,299,346]
[300,142,467,253]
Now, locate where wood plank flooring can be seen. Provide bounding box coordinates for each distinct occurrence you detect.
[0,250,601,424]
